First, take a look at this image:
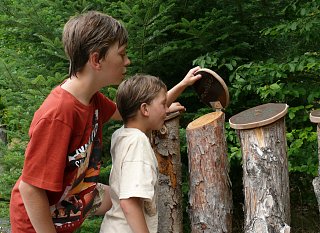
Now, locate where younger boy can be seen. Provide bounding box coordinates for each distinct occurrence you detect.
[100,74,173,233]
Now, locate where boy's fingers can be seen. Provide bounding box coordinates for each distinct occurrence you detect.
[191,66,201,73]
[188,66,200,76]
[194,74,202,79]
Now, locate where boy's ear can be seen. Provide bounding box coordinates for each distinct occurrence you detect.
[89,52,101,70]
[140,103,149,117]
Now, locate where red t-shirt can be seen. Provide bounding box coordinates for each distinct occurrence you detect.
[10,85,116,233]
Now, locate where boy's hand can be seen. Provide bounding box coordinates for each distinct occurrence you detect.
[166,66,202,108]
[180,66,202,87]
[167,102,186,113]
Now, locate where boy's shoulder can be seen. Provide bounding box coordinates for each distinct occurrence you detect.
[39,86,77,112]
[112,127,149,146]
[33,86,93,124]
[112,127,155,163]
[114,126,146,139]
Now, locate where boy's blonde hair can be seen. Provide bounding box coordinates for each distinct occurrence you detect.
[63,11,128,78]
[116,74,167,123]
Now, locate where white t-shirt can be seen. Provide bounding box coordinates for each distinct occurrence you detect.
[100,126,158,233]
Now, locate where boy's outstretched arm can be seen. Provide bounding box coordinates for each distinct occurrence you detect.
[166,66,202,108]
[120,197,150,233]
[19,180,56,233]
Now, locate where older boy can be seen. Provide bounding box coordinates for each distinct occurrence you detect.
[9,11,130,233]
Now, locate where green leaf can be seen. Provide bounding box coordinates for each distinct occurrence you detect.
[270,83,280,90]
[289,112,295,119]
[225,63,233,70]
[290,22,298,31]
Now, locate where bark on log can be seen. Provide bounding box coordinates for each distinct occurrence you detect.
[309,110,320,214]
[151,112,183,233]
[237,118,290,233]
[186,111,232,233]
[312,124,320,214]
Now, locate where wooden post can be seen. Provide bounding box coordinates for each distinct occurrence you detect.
[229,103,291,233]
[0,124,7,159]
[186,111,232,233]
[151,111,183,233]
[0,124,7,145]
[309,110,320,213]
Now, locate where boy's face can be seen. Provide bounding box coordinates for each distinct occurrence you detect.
[146,88,168,131]
[99,42,130,86]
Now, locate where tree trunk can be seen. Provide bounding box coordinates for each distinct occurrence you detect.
[237,118,290,233]
[312,124,320,214]
[151,112,183,233]
[186,111,232,233]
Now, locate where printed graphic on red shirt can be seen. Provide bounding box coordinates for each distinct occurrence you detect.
[50,109,101,231]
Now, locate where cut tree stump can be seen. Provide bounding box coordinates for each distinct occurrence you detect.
[309,109,320,214]
[186,111,232,233]
[151,111,183,233]
[229,103,291,233]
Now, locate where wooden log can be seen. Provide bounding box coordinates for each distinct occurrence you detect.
[0,124,7,145]
[309,110,320,214]
[0,124,7,159]
[230,103,290,233]
[186,111,232,233]
[151,112,183,233]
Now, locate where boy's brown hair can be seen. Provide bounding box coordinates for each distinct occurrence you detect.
[116,74,167,123]
[62,11,128,78]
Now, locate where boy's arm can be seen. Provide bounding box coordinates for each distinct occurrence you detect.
[120,197,150,233]
[166,66,202,107]
[19,180,56,233]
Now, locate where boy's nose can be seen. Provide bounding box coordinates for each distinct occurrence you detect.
[125,57,131,66]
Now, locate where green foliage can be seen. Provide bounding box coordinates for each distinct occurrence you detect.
[0,202,10,218]
[262,0,320,44]
[105,0,177,74]
[0,141,25,201]
[74,216,103,233]
[1,0,320,231]
[287,126,318,175]
[225,123,242,161]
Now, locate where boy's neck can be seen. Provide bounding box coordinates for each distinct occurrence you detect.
[125,120,150,134]
[61,75,98,106]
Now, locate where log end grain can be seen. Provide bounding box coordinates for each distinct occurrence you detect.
[187,111,223,130]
